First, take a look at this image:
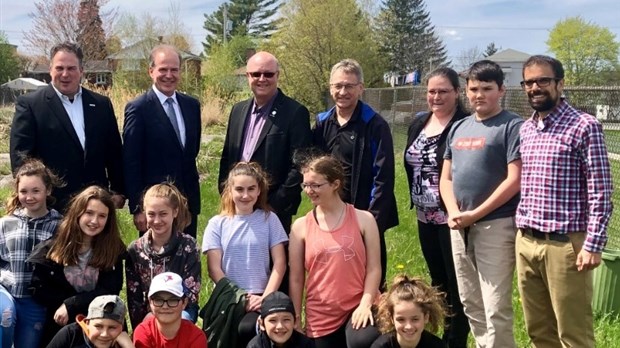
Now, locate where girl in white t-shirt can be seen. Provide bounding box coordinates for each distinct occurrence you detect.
[202,161,288,347]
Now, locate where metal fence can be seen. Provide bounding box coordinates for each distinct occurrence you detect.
[362,86,620,250]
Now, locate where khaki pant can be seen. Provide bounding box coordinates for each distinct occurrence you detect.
[516,230,594,348]
[450,216,517,348]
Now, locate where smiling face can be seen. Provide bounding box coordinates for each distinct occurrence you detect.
[149,291,187,325]
[259,312,295,346]
[302,170,339,206]
[231,174,260,215]
[79,199,109,243]
[329,69,364,115]
[145,197,178,238]
[246,52,279,105]
[17,175,50,218]
[50,50,83,98]
[149,47,180,97]
[427,75,458,117]
[392,301,429,348]
[86,318,123,348]
[466,79,505,119]
[523,63,564,117]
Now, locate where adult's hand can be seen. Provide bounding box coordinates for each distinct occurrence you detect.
[576,249,602,271]
[133,212,147,232]
[350,304,374,330]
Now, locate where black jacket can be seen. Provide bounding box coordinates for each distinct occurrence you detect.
[27,238,124,346]
[200,277,248,348]
[314,101,399,232]
[404,108,468,209]
[246,330,315,348]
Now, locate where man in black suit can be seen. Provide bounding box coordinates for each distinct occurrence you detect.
[10,42,125,212]
[122,44,201,237]
[219,51,312,232]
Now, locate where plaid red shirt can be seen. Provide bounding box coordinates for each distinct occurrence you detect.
[516,99,613,253]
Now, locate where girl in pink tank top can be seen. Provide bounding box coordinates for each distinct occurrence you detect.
[289,155,382,348]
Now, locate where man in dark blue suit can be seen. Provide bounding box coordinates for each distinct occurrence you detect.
[122,44,201,237]
[10,42,125,213]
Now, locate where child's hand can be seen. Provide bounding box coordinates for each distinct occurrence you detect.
[350,304,374,330]
[54,304,69,326]
[114,331,135,348]
[245,294,262,312]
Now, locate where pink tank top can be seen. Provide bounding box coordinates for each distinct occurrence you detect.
[304,204,368,338]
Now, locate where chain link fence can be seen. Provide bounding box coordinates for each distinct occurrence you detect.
[362,86,620,250]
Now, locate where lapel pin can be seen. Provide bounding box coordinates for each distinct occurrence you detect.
[270,110,276,117]
[89,104,95,107]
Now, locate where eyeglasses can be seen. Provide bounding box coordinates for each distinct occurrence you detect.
[300,182,329,190]
[247,71,277,79]
[520,77,560,89]
[427,89,454,96]
[330,83,360,92]
[150,297,182,308]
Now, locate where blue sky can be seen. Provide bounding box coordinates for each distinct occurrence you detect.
[1,0,618,65]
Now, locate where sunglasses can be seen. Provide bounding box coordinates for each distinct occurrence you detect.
[248,71,277,79]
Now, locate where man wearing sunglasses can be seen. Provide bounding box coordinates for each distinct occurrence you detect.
[219,51,312,234]
[516,55,612,348]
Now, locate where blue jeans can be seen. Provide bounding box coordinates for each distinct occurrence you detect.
[0,285,47,348]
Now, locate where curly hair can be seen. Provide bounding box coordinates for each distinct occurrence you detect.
[142,182,192,232]
[47,186,125,269]
[376,274,447,334]
[220,162,271,216]
[5,158,64,215]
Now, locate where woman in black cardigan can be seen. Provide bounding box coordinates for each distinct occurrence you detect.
[403,67,469,348]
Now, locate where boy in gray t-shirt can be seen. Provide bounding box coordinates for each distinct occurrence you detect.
[439,60,522,348]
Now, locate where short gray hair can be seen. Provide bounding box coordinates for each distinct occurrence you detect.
[330,59,364,83]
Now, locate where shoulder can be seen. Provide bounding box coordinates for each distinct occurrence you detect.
[419,330,446,347]
[176,92,200,106]
[82,87,110,103]
[370,333,397,348]
[17,87,47,103]
[291,215,309,237]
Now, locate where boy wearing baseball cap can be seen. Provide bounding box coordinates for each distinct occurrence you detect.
[133,272,206,348]
[46,295,134,348]
[247,291,313,348]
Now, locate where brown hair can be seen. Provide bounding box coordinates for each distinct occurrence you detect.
[376,274,447,334]
[142,183,192,232]
[47,186,125,269]
[220,162,270,216]
[301,155,345,197]
[6,158,63,215]
[50,42,84,68]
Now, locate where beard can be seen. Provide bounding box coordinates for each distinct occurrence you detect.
[527,90,558,112]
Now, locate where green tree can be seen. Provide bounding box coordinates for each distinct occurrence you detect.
[77,0,107,60]
[0,32,20,83]
[483,42,500,57]
[202,0,280,55]
[547,16,619,86]
[374,0,449,76]
[263,0,385,114]
[203,35,255,100]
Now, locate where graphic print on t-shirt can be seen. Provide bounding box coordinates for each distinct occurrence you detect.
[312,234,356,264]
[453,137,486,150]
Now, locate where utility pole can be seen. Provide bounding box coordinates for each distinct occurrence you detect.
[223,3,228,45]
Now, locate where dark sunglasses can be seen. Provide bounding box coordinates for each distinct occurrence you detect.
[248,71,277,78]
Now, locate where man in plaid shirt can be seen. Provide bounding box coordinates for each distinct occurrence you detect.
[516,55,613,348]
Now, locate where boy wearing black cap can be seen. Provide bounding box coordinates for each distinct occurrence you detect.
[247,291,314,348]
[46,295,133,348]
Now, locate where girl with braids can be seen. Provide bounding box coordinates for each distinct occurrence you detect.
[371,275,447,348]
[27,185,126,346]
[203,161,288,347]
[0,159,63,347]
[125,183,201,330]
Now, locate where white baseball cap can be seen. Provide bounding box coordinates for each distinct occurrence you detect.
[148,272,185,298]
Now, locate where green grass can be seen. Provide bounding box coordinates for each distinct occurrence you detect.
[2,129,618,346]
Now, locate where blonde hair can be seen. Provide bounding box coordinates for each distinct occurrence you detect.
[220,162,270,216]
[376,274,447,334]
[48,186,125,269]
[142,183,192,232]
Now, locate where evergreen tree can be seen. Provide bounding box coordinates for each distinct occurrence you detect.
[483,42,500,57]
[202,0,280,55]
[77,0,107,60]
[374,0,449,76]
[0,32,21,83]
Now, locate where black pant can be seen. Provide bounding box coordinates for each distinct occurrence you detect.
[379,229,387,291]
[238,311,260,348]
[313,316,380,348]
[418,221,469,348]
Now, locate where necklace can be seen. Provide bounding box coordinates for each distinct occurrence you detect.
[326,203,346,231]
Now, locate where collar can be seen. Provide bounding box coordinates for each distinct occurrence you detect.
[152,85,178,105]
[51,84,82,101]
[252,90,279,115]
[329,101,361,124]
[531,98,568,129]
